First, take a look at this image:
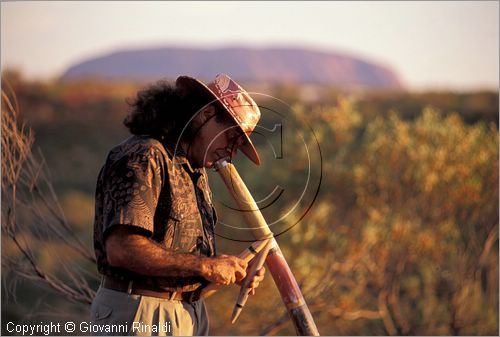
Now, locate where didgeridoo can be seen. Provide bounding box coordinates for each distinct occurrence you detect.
[213,159,320,336]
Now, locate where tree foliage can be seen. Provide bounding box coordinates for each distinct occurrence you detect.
[1,72,498,335]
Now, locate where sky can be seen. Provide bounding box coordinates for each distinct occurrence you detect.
[1,1,498,91]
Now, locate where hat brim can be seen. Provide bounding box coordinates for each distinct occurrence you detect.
[176,76,261,165]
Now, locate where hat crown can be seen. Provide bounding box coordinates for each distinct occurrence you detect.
[208,74,261,135]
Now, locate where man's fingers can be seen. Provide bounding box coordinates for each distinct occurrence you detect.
[216,277,228,286]
[253,272,265,282]
[209,255,254,285]
[236,258,248,270]
[235,266,247,282]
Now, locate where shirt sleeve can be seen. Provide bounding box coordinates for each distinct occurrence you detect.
[101,146,166,236]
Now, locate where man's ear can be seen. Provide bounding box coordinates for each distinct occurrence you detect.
[193,105,217,127]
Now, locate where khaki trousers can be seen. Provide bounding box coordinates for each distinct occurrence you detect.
[90,287,209,336]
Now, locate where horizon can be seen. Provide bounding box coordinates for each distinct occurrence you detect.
[1,1,498,91]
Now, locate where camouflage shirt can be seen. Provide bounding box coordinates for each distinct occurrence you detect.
[93,135,217,292]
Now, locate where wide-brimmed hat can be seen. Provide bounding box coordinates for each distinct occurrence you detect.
[176,74,261,165]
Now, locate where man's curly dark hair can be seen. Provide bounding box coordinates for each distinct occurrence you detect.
[124,80,211,142]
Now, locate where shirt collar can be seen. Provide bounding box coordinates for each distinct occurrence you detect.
[162,139,199,175]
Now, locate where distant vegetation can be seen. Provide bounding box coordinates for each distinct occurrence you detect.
[2,69,498,335]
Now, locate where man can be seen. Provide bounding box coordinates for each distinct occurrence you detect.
[91,74,265,336]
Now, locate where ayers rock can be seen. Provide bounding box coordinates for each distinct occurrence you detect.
[62,46,403,89]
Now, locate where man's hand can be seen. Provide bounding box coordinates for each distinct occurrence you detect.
[201,254,248,285]
[238,260,266,295]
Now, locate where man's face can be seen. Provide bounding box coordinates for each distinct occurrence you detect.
[186,107,246,168]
